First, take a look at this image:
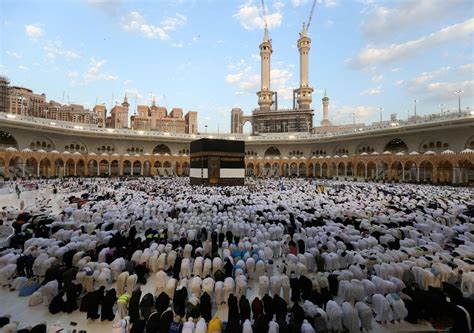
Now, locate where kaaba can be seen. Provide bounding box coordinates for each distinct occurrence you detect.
[190,138,245,186]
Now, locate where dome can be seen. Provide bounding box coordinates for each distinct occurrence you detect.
[51,150,60,154]
[6,147,18,152]
[265,156,271,159]
[360,152,368,156]
[342,154,348,158]
[154,153,161,156]
[37,149,47,153]
[134,154,140,157]
[101,152,109,156]
[248,156,254,160]
[123,153,130,156]
[441,149,455,155]
[282,156,288,159]
[371,151,379,155]
[73,151,81,155]
[88,152,97,156]
[144,153,150,156]
[318,156,324,159]
[424,150,436,155]
[460,148,474,154]
[112,153,120,156]
[382,151,392,155]
[164,153,170,156]
[333,154,340,158]
[63,151,70,154]
[409,151,419,155]
[299,156,306,159]
[22,148,33,153]
[325,155,332,158]
[291,156,297,159]
[395,151,405,156]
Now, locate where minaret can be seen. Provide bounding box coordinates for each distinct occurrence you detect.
[320,89,332,126]
[257,28,274,111]
[295,24,313,110]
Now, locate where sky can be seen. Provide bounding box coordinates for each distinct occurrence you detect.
[0,0,473,133]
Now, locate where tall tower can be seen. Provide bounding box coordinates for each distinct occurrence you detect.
[120,93,129,128]
[257,29,274,111]
[321,89,332,126]
[295,25,313,110]
[231,107,244,133]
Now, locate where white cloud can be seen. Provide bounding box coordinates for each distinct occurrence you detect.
[325,19,334,28]
[391,67,400,73]
[458,63,473,75]
[360,86,382,96]
[18,65,29,71]
[67,71,79,78]
[410,66,450,86]
[401,66,472,102]
[25,24,43,39]
[87,0,121,16]
[172,42,183,48]
[333,105,378,124]
[121,11,186,40]
[226,73,243,84]
[123,79,132,85]
[43,40,80,60]
[6,51,22,59]
[124,88,143,100]
[362,0,471,39]
[349,18,474,69]
[293,0,337,8]
[84,58,118,83]
[371,74,383,82]
[233,1,283,31]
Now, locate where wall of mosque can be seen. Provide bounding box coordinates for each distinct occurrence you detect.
[0,119,473,184]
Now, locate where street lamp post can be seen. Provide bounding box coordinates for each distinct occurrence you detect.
[413,100,418,118]
[455,90,464,114]
[379,107,383,124]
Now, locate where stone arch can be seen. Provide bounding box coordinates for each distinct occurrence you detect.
[333,146,349,156]
[299,162,306,177]
[321,163,328,177]
[355,143,375,155]
[153,144,171,155]
[458,159,474,184]
[110,160,119,176]
[8,157,23,178]
[314,163,321,177]
[0,130,18,149]
[264,147,281,157]
[143,160,151,176]
[96,144,116,154]
[99,159,109,176]
[65,159,75,176]
[367,161,376,179]
[289,162,298,176]
[376,161,389,180]
[419,160,433,182]
[390,160,403,181]
[307,163,314,177]
[30,135,55,151]
[346,162,354,177]
[0,158,5,178]
[123,160,132,176]
[337,161,345,177]
[39,158,51,177]
[54,159,64,177]
[281,163,289,177]
[25,157,38,178]
[76,160,85,176]
[65,140,88,153]
[419,137,450,153]
[384,138,408,153]
[465,135,474,149]
[404,160,417,182]
[88,159,98,176]
[356,161,365,178]
[182,161,190,176]
[437,160,453,183]
[163,161,172,168]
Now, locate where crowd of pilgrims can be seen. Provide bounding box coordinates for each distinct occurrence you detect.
[0,177,473,333]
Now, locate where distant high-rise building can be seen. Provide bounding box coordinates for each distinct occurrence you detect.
[0,76,10,113]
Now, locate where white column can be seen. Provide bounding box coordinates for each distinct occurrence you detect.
[344,165,347,177]
[416,166,420,182]
[74,163,77,176]
[402,166,405,181]
[452,166,457,184]
[108,163,111,176]
[364,165,368,179]
[37,163,40,177]
[97,164,100,176]
[141,164,144,176]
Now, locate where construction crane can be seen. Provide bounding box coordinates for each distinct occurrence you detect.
[261,0,268,33]
[305,0,317,33]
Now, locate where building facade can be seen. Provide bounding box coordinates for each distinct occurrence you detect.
[0,111,472,184]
